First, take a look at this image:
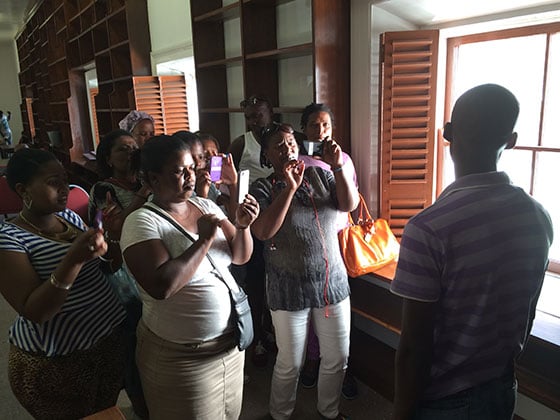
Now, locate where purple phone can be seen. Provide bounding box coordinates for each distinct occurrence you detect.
[94,209,103,230]
[209,156,223,182]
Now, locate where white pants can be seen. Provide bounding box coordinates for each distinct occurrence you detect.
[269,297,351,420]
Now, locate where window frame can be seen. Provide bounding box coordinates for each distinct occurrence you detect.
[444,22,560,274]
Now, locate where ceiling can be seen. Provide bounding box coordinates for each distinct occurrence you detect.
[373,0,560,27]
[0,0,559,41]
[0,0,38,41]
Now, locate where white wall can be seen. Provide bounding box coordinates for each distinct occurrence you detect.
[148,0,193,68]
[0,40,22,143]
[350,1,416,215]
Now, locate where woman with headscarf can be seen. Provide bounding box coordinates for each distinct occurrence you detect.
[118,110,155,147]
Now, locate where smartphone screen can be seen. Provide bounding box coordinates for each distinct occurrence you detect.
[94,209,103,230]
[209,156,223,182]
[303,140,323,156]
[238,169,250,204]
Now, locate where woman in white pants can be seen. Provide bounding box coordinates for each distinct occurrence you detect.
[250,124,359,420]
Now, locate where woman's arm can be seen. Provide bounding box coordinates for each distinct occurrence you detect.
[332,164,359,212]
[123,213,222,300]
[322,140,359,212]
[0,229,107,324]
[251,160,304,240]
[220,193,259,264]
[251,188,295,241]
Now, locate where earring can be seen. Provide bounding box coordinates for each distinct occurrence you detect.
[23,194,32,210]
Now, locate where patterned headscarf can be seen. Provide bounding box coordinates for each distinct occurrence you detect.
[118,110,154,133]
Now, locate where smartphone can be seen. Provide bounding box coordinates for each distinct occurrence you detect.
[303,140,323,156]
[237,169,250,204]
[209,156,223,182]
[93,209,103,230]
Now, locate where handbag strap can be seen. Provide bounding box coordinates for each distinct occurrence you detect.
[350,194,372,225]
[142,204,242,299]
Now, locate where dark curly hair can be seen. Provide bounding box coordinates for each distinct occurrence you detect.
[6,148,59,192]
[96,129,135,179]
[300,103,334,131]
[141,135,190,178]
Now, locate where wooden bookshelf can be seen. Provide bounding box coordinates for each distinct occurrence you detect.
[189,0,351,151]
[16,0,151,166]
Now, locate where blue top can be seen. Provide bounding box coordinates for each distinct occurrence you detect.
[250,166,350,311]
[0,209,126,356]
[0,114,12,145]
[391,172,553,399]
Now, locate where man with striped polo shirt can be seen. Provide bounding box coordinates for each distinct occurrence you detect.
[390,84,553,419]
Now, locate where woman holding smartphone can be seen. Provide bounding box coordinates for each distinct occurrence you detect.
[250,124,359,420]
[0,149,126,418]
[88,129,152,418]
[121,135,259,419]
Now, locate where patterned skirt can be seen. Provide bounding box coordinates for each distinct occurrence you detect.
[8,327,126,420]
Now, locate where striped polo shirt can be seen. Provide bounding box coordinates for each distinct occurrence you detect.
[390,171,553,400]
[0,209,126,356]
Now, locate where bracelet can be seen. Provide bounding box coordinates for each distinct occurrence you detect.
[99,255,114,263]
[49,273,72,290]
[104,231,120,245]
[331,164,344,173]
[234,222,249,230]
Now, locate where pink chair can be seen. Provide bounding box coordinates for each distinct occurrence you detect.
[0,176,23,220]
[67,184,90,223]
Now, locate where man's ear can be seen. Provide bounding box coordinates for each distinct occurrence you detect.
[505,132,517,149]
[443,122,453,142]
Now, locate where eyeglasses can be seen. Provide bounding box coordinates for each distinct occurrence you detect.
[259,123,294,139]
[240,96,269,108]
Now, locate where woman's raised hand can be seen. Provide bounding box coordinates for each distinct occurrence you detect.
[321,138,343,168]
[283,159,305,191]
[68,228,108,263]
[219,154,237,186]
[235,194,260,229]
[197,213,222,241]
[195,168,211,198]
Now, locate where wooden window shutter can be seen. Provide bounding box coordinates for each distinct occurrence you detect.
[133,75,189,135]
[25,98,36,139]
[161,76,189,134]
[379,30,439,237]
[90,87,99,145]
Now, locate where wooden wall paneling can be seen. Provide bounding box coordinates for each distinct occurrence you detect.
[190,0,350,150]
[312,0,350,152]
[244,59,279,107]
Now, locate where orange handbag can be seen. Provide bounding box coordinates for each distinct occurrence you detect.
[338,195,400,278]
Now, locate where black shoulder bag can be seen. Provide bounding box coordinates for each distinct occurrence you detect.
[143,204,254,351]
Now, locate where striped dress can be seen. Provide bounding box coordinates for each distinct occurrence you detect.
[0,209,126,356]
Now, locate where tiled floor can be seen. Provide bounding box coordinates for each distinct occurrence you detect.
[0,300,393,419]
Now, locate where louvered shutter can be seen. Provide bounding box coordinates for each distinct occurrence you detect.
[161,76,189,134]
[379,30,439,237]
[133,76,189,135]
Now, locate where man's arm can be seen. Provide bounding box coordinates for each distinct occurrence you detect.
[393,298,437,420]
[227,135,245,170]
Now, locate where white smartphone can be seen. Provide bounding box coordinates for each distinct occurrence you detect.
[237,169,250,204]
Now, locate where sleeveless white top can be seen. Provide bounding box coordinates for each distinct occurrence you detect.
[238,131,274,185]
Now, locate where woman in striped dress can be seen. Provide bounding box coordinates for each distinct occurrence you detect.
[0,149,126,419]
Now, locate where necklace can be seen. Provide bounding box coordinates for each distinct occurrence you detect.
[19,212,79,242]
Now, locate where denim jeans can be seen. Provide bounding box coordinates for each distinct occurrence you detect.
[269,297,351,420]
[413,373,517,420]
